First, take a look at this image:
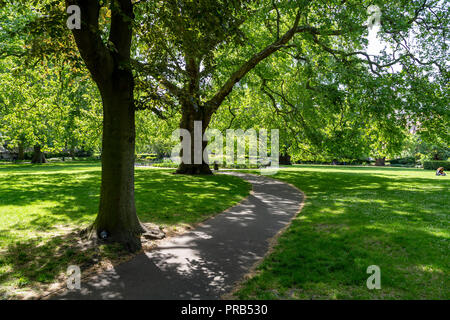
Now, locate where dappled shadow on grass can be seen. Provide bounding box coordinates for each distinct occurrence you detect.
[0,165,103,299]
[0,167,251,238]
[236,168,449,299]
[134,169,251,225]
[0,165,250,298]
[0,229,130,299]
[0,162,101,173]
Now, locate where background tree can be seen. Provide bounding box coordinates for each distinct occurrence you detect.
[133,0,448,173]
[135,110,179,159]
[0,52,101,162]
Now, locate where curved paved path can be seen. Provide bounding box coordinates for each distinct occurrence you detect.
[52,173,303,300]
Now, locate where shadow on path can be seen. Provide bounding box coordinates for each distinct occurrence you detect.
[51,173,303,300]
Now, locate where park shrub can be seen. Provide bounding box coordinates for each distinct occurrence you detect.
[390,157,416,165]
[149,162,262,169]
[423,160,450,170]
[296,159,370,165]
[346,159,371,165]
[223,163,260,169]
[151,162,178,168]
[136,153,158,160]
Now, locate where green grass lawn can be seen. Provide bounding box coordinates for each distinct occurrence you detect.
[0,162,251,299]
[1,163,448,299]
[235,165,449,299]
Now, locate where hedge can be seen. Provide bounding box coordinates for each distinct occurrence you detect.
[390,157,415,165]
[151,163,178,168]
[149,162,262,169]
[423,160,450,170]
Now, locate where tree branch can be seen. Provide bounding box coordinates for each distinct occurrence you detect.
[132,59,184,98]
[109,0,134,60]
[65,0,113,84]
[206,9,349,113]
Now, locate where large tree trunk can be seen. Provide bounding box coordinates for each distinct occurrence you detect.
[375,157,386,166]
[67,0,156,251]
[69,146,75,160]
[279,153,292,165]
[91,71,146,252]
[31,145,47,164]
[18,143,24,160]
[175,106,213,175]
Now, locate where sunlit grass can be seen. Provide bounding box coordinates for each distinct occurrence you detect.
[235,165,449,300]
[0,161,251,298]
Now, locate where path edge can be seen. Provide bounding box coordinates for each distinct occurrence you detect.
[221,173,307,300]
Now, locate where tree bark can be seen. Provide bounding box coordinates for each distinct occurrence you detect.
[31,145,47,164]
[70,146,75,160]
[67,0,146,251]
[375,157,386,166]
[92,70,145,252]
[18,143,24,160]
[175,106,213,175]
[279,153,292,165]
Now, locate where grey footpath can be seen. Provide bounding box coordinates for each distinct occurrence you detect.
[51,173,303,300]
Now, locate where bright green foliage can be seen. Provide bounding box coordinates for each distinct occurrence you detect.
[2,1,448,163]
[0,58,102,155]
[203,0,449,163]
[400,133,449,163]
[135,110,179,157]
[0,1,102,157]
[132,0,448,143]
[389,157,416,166]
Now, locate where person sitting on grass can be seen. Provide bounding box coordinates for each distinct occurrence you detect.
[436,167,446,176]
